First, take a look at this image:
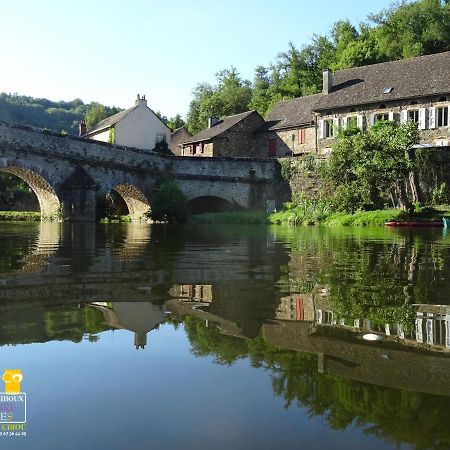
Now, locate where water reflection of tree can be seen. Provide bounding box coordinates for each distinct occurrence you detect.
[180,316,450,450]
[275,227,450,325]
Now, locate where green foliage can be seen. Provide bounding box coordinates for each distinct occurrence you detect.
[269,193,332,225]
[166,114,185,130]
[0,211,41,221]
[150,179,188,223]
[431,182,450,205]
[187,0,450,124]
[186,68,253,134]
[108,127,115,144]
[327,121,419,212]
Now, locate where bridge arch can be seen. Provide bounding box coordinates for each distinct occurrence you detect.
[108,184,150,222]
[187,195,234,214]
[0,164,61,220]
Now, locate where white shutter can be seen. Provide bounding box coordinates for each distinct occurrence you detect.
[357,114,364,130]
[429,107,436,129]
[418,108,426,130]
[318,119,325,139]
[388,111,394,121]
[400,110,407,124]
[341,116,347,129]
[369,113,375,127]
[333,117,340,134]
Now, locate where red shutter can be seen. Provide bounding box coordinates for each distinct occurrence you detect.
[268,139,277,157]
[296,298,304,321]
[298,129,305,144]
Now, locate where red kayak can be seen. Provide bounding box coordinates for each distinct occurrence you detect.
[385,221,443,227]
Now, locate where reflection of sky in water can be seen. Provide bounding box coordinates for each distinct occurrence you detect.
[3,325,402,450]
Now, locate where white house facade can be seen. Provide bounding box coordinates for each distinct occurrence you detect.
[84,95,171,151]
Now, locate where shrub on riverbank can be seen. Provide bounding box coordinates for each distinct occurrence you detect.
[0,211,41,221]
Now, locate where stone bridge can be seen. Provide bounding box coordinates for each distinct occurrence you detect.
[0,122,282,221]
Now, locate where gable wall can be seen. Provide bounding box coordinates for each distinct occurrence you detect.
[213,113,266,158]
[115,107,170,151]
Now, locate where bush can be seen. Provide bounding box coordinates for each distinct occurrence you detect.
[150,179,187,223]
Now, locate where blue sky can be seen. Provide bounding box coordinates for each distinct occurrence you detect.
[1,0,396,117]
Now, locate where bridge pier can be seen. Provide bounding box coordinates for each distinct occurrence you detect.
[59,167,97,222]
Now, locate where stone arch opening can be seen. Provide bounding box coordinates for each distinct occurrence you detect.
[0,167,60,219]
[106,184,150,222]
[187,196,234,214]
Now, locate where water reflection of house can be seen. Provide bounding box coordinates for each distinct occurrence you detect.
[170,284,213,303]
[89,302,169,349]
[276,286,328,322]
[275,286,450,352]
[415,306,450,348]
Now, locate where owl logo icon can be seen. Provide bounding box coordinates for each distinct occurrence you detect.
[2,370,23,394]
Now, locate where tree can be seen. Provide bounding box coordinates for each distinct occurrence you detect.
[327,121,419,212]
[150,179,188,223]
[186,68,252,134]
[84,104,108,129]
[167,114,185,130]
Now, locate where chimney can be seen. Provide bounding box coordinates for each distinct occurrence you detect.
[322,68,332,94]
[79,119,86,137]
[135,94,147,107]
[208,117,219,128]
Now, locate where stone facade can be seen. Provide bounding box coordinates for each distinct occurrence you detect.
[316,95,450,155]
[259,126,316,157]
[182,111,266,158]
[170,127,192,156]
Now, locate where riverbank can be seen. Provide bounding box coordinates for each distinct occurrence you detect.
[2,206,450,226]
[269,205,450,226]
[0,211,41,221]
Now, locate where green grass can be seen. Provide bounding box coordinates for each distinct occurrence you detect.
[269,205,450,227]
[323,209,403,226]
[0,211,41,221]
[189,210,268,225]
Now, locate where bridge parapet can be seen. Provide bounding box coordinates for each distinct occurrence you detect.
[0,122,284,221]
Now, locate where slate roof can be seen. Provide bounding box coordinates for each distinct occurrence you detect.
[315,51,450,111]
[264,94,321,131]
[85,106,136,135]
[182,110,258,144]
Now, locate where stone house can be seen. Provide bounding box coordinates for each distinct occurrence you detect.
[82,94,171,151]
[170,127,192,156]
[258,51,450,157]
[260,94,320,157]
[181,110,265,157]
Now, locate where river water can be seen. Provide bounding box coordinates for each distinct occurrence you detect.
[1,222,450,450]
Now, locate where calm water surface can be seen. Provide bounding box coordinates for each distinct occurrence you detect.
[1,222,450,450]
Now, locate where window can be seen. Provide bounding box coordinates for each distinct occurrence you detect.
[298,129,305,144]
[346,116,357,128]
[324,119,333,138]
[408,110,419,123]
[195,142,203,154]
[375,113,389,123]
[383,87,393,94]
[437,106,449,128]
[156,134,166,144]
